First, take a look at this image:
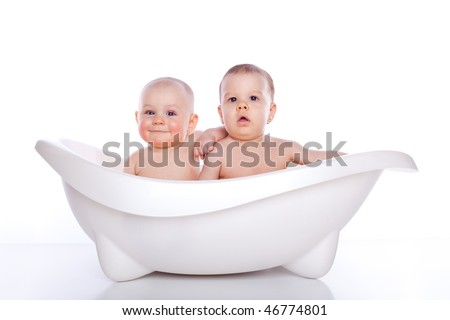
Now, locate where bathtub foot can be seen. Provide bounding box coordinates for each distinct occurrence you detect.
[95,234,153,281]
[283,232,339,279]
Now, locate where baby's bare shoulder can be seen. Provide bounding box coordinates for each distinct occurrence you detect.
[123,147,145,174]
[267,136,302,149]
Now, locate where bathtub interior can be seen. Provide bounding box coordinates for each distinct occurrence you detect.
[35,138,418,219]
[59,138,123,171]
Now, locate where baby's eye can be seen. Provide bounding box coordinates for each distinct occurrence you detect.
[167,111,177,116]
[250,95,258,101]
[228,97,237,103]
[145,110,155,115]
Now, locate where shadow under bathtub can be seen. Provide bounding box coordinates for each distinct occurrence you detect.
[98,267,334,300]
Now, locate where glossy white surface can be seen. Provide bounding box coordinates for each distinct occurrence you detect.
[1,238,449,300]
[35,139,417,281]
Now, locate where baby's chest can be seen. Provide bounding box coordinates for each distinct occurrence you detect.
[138,149,200,180]
[219,147,289,178]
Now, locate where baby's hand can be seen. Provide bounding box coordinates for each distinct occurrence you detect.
[194,126,228,159]
[195,130,217,160]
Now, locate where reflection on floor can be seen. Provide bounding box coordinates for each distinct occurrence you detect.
[1,238,449,300]
[101,268,333,300]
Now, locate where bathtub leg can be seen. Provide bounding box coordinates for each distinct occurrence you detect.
[95,234,154,281]
[283,232,339,279]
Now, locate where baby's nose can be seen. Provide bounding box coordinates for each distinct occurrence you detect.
[152,115,165,125]
[236,102,249,111]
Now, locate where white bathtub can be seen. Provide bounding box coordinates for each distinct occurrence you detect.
[35,138,417,281]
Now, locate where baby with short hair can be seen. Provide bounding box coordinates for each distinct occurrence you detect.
[199,64,344,179]
[124,77,225,180]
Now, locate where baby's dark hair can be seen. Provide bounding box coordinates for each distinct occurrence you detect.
[219,64,275,101]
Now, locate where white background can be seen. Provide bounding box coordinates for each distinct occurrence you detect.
[1,0,449,244]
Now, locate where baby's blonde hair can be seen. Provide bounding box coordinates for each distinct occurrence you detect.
[148,77,193,96]
[140,77,194,109]
[219,64,275,101]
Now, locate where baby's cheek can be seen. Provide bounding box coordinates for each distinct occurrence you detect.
[137,121,150,139]
[168,121,184,134]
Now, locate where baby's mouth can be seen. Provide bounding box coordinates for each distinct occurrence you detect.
[238,116,250,122]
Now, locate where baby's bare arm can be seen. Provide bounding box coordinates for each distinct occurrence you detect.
[194,126,228,159]
[198,146,223,180]
[198,164,220,180]
[289,141,346,165]
[123,151,137,175]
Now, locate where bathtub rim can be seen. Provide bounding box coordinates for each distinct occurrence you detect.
[35,138,418,217]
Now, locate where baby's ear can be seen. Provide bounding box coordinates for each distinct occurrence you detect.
[135,111,139,124]
[269,103,277,121]
[188,113,199,134]
[218,105,224,124]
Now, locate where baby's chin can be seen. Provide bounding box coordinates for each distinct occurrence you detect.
[227,129,266,142]
[143,133,187,148]
[146,139,186,149]
[146,140,172,148]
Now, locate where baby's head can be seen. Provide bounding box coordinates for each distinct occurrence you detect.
[136,77,198,148]
[218,64,277,141]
